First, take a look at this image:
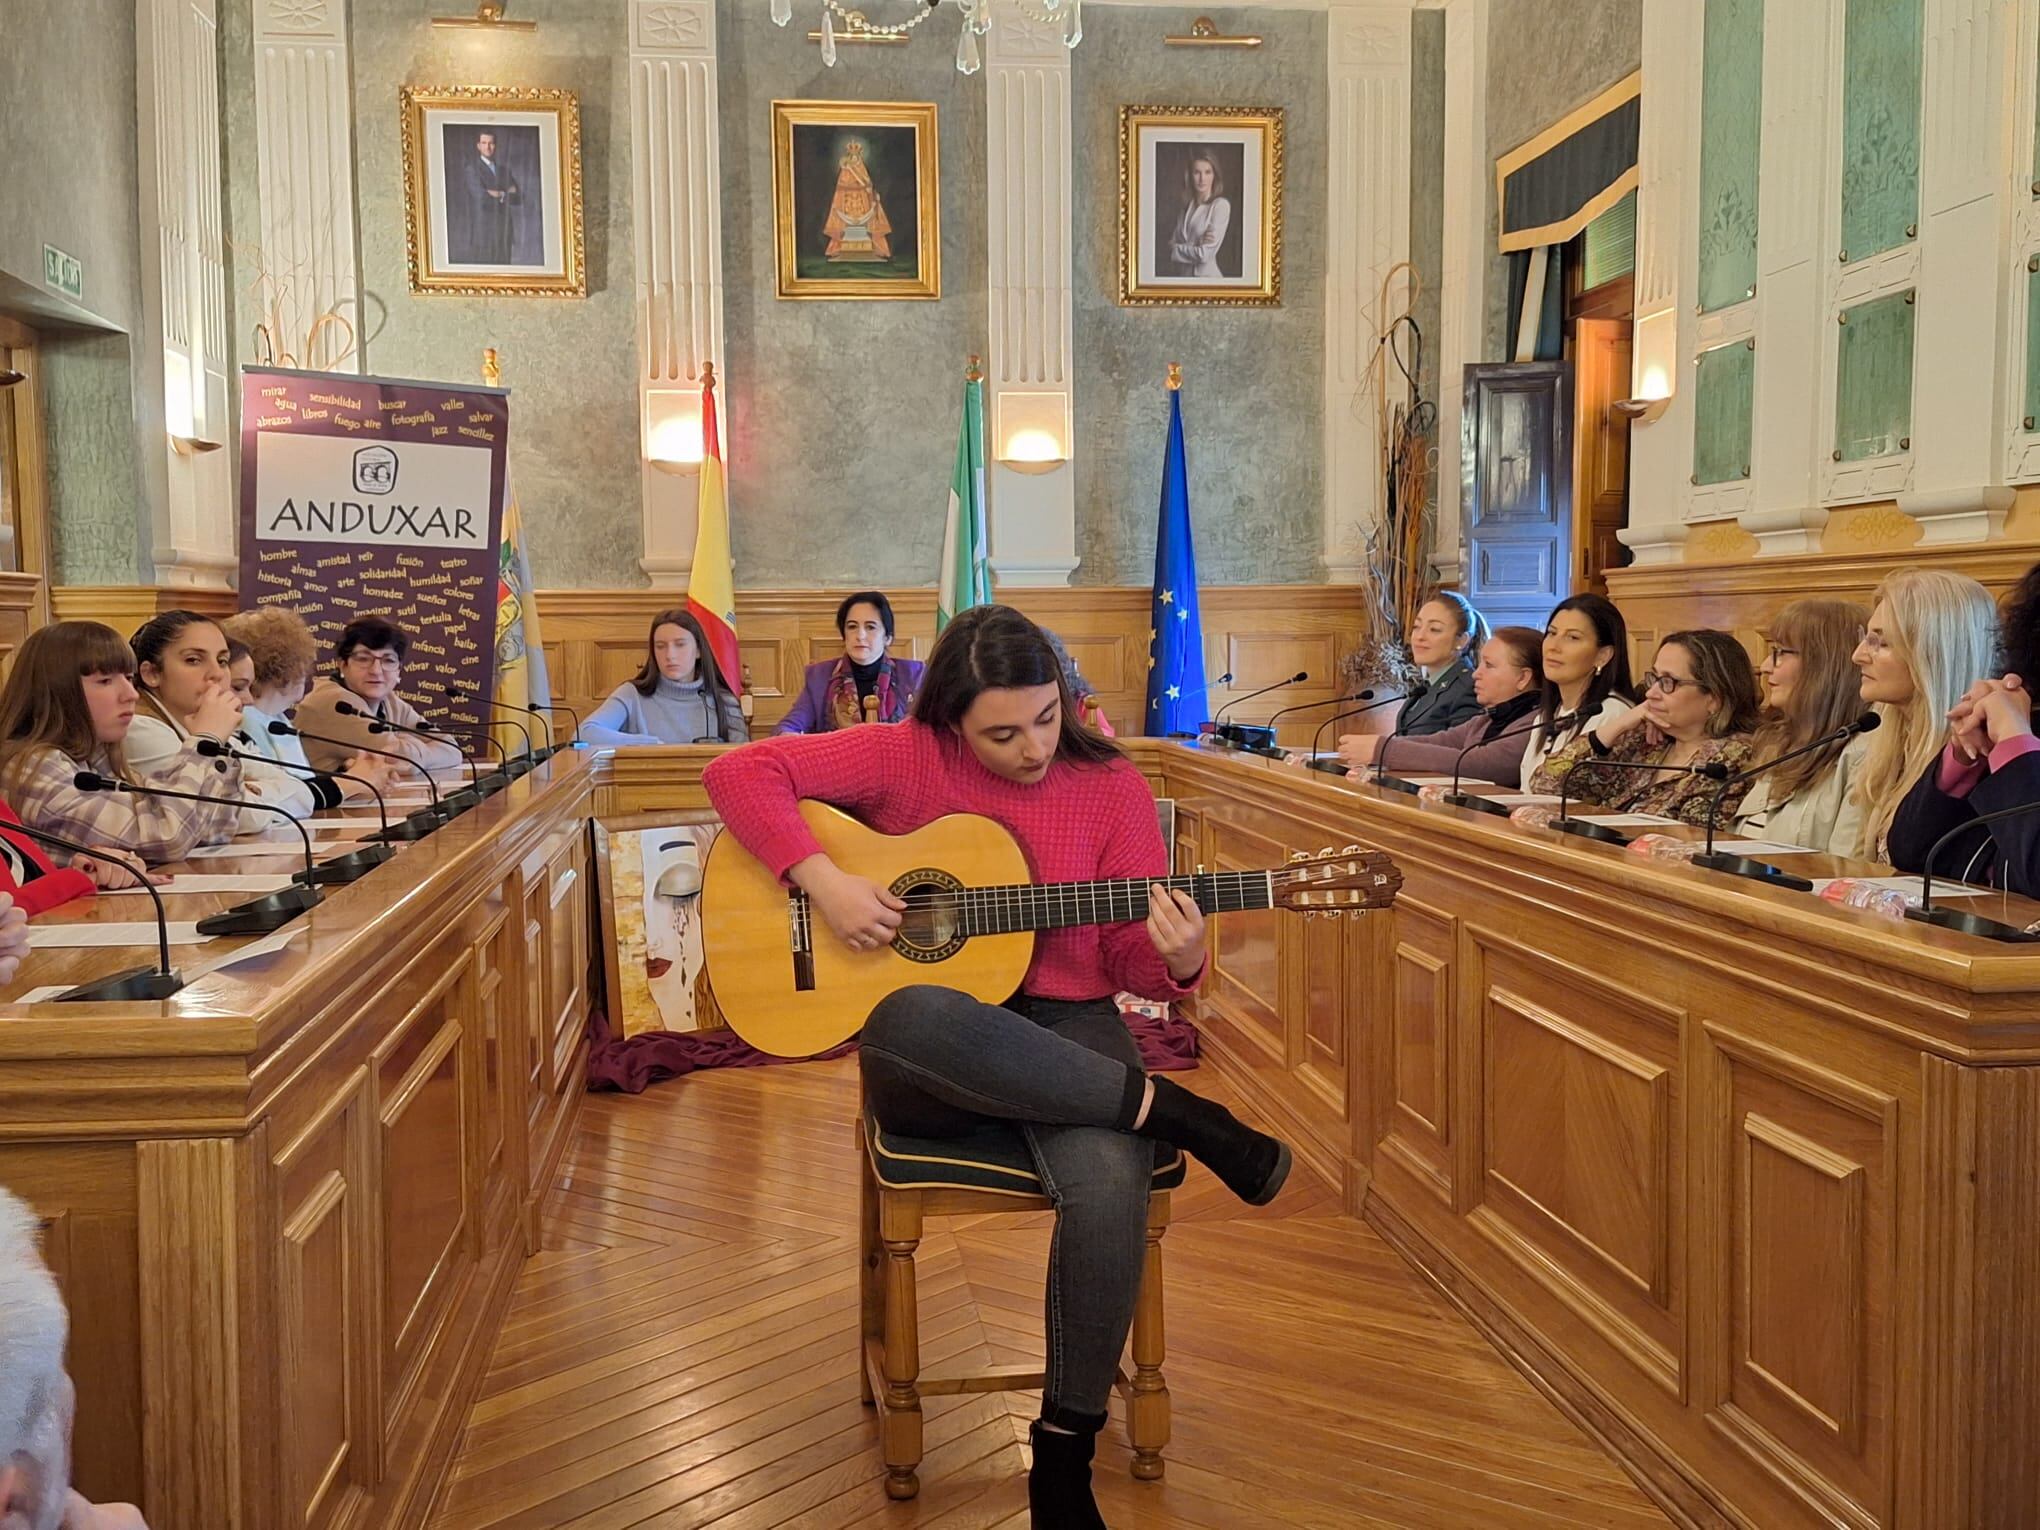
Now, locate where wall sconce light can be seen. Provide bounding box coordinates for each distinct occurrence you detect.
[433,1,536,31]
[0,369,24,389]
[995,391,1070,475]
[1614,330,1675,425]
[1165,16,1262,48]
[1611,396,1670,425]
[171,433,225,456]
[644,386,705,476]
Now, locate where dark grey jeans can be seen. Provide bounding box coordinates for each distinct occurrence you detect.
[860,984,1153,1429]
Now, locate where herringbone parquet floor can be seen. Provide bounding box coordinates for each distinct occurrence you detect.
[426,1057,1670,1528]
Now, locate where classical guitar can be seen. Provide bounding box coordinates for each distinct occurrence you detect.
[700,800,1403,1057]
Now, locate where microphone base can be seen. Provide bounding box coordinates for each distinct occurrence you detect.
[1443,792,1514,818]
[197,883,323,936]
[1902,904,2040,942]
[440,788,483,814]
[1690,851,1814,892]
[1304,758,1350,777]
[1552,817,1631,846]
[472,773,510,797]
[296,845,394,885]
[365,811,438,843]
[53,965,186,1002]
[1216,723,1275,751]
[1373,774,1421,796]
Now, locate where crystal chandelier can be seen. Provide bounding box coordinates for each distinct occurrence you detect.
[769,0,1084,74]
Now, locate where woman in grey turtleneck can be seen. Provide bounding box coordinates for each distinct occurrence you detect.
[580,608,748,747]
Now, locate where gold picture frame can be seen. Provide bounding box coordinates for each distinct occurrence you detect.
[771,99,941,301]
[400,84,586,297]
[1118,105,1284,307]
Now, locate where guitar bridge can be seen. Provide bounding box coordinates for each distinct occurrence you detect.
[789,891,816,992]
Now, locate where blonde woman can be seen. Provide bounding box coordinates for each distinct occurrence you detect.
[1733,600,1873,855]
[1849,570,1999,864]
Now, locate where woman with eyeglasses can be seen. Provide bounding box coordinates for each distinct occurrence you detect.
[294,617,465,776]
[1535,629,1761,824]
[1731,600,1873,854]
[1521,593,1639,792]
[1882,567,2040,889]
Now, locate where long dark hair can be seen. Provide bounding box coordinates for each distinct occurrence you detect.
[1751,599,1869,800]
[910,605,1122,766]
[1659,629,1762,737]
[0,621,139,795]
[1538,592,1636,730]
[130,609,224,693]
[630,607,739,703]
[2000,560,2040,685]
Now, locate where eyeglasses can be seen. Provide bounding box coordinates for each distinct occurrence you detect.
[347,651,402,671]
[1764,645,1800,666]
[1641,670,1704,696]
[1856,629,1891,657]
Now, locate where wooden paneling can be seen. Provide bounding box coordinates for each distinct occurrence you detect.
[1604,542,2040,669]
[50,584,236,634]
[534,584,1380,744]
[1383,899,1454,1201]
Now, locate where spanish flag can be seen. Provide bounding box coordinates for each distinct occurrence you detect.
[686,365,741,685]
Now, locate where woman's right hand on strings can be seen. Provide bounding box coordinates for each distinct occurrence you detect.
[791,856,905,952]
[190,679,243,742]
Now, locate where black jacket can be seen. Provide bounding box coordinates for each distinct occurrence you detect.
[1887,746,2040,894]
[1395,661,1484,738]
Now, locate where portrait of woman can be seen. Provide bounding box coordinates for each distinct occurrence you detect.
[823,139,892,263]
[1161,145,1240,279]
[1120,105,1283,306]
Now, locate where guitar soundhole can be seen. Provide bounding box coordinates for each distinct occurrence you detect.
[891,869,968,964]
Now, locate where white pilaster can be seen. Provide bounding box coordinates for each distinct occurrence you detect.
[1323,1,1414,582]
[137,0,235,588]
[984,10,1078,586]
[1738,0,1836,554]
[1901,0,2018,540]
[252,0,360,373]
[1432,0,1486,585]
[630,0,725,588]
[1619,0,1702,567]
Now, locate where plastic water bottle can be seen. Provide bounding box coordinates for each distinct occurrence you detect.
[1818,878,1911,920]
[1625,832,1702,862]
[1509,804,1558,830]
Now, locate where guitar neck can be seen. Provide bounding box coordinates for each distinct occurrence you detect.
[942,871,1275,937]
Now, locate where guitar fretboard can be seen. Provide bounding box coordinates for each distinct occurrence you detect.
[904,871,1276,937]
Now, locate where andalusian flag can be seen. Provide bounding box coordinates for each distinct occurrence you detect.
[491,473,552,756]
[937,365,991,631]
[686,365,741,684]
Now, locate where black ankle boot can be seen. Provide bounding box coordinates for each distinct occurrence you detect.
[1029,1421,1108,1529]
[1135,1075,1292,1205]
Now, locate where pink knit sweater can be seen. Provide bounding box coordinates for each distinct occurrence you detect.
[702,723,1201,1003]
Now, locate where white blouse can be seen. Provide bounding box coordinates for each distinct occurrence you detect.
[1519,695,1636,792]
[1167,196,1232,278]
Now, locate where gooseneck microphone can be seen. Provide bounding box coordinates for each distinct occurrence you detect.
[1157,671,1234,739]
[0,817,186,1003]
[441,677,560,759]
[1551,753,1720,846]
[372,714,513,793]
[196,739,394,881]
[1213,671,1308,750]
[333,701,484,811]
[270,720,444,838]
[1303,695,1402,772]
[528,701,585,745]
[430,683,537,765]
[1692,713,1881,889]
[1903,797,2040,941]
[1443,709,1577,815]
[71,771,322,935]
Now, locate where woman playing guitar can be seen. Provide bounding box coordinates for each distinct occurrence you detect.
[703,604,1292,1528]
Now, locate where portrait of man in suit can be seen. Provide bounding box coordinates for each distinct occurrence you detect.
[441,122,543,268]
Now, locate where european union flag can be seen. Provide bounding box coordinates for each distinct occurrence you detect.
[1145,382,1208,735]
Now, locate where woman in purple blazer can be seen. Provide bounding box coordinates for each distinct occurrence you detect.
[775,590,927,733]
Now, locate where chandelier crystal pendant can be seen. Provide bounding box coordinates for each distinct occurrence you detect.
[771,0,1084,74]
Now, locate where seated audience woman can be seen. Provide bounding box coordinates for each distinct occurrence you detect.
[1882,567,2035,886]
[127,610,342,827]
[0,621,243,864]
[1042,628,1115,737]
[581,608,748,747]
[1338,625,1544,784]
[1521,593,1638,791]
[1394,589,1489,736]
[776,591,926,733]
[223,607,397,807]
[1536,629,1761,824]
[295,617,464,776]
[706,605,1290,1525]
[1731,599,1873,855]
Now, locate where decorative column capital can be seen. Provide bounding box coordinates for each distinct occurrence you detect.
[632,0,715,57]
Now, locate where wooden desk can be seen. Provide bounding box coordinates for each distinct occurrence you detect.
[1148,740,2038,1530]
[0,751,598,1530]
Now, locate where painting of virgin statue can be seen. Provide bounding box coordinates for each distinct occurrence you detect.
[772,101,941,299]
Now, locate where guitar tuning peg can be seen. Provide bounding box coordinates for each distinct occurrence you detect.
[1342,844,1362,856]
[1289,850,1309,863]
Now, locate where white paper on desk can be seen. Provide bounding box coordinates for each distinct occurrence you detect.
[1397,775,1462,787]
[26,921,211,947]
[185,841,359,860]
[1487,793,1562,806]
[102,874,294,896]
[1710,838,1820,855]
[184,925,308,978]
[1574,812,1680,828]
[302,818,380,835]
[14,985,72,1003]
[1807,875,1992,900]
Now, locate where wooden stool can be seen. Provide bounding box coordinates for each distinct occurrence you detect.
[857,1112,1184,1500]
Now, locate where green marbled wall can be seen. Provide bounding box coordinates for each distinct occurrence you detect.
[1069,4,1328,585]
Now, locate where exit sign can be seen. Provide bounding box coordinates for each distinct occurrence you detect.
[42,244,82,301]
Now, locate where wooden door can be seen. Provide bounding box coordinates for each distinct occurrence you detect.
[1573,318,1632,595]
[1461,362,1574,631]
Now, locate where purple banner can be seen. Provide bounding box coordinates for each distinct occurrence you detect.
[239,367,507,736]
